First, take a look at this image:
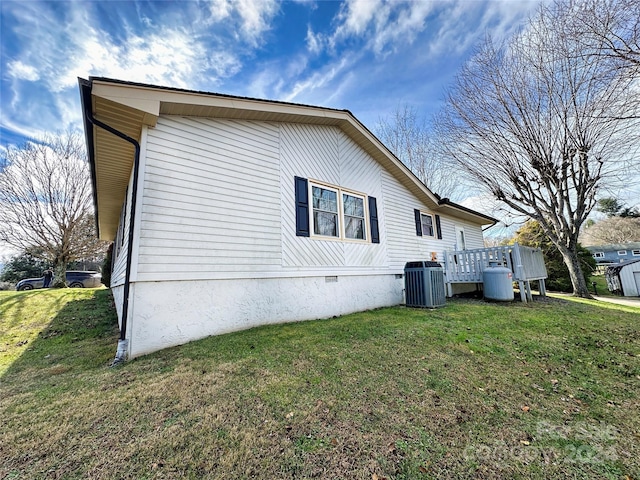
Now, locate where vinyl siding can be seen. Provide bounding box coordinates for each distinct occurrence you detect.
[280,125,388,269]
[116,116,486,282]
[619,262,640,296]
[381,171,484,269]
[136,116,282,279]
[110,170,134,287]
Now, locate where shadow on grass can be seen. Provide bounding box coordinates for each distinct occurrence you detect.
[1,289,120,387]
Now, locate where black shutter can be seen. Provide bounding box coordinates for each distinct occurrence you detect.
[369,196,379,244]
[295,176,310,237]
[435,214,442,239]
[414,209,422,236]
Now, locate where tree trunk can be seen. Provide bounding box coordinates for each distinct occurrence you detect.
[559,248,591,298]
[51,262,67,288]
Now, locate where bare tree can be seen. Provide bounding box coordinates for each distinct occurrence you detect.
[580,216,640,245]
[376,105,460,199]
[0,132,107,287]
[434,1,640,297]
[568,0,640,71]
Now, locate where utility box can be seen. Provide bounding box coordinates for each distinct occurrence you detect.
[404,261,446,308]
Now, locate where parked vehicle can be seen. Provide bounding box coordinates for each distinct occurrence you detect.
[16,271,102,291]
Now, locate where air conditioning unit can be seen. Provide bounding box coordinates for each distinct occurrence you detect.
[404,261,446,308]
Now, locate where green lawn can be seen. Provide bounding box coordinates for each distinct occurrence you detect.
[1,289,638,479]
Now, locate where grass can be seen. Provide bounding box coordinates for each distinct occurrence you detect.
[1,289,639,479]
[590,274,615,297]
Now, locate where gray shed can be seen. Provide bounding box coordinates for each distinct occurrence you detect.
[605,259,640,297]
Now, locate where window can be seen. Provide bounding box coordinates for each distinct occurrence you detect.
[593,252,604,258]
[633,250,640,256]
[307,181,369,242]
[618,250,627,256]
[312,185,339,237]
[343,193,366,240]
[420,213,434,237]
[414,209,442,239]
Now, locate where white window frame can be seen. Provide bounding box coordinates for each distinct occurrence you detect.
[309,180,369,242]
[342,191,367,240]
[633,250,640,256]
[593,252,605,258]
[310,183,340,238]
[420,213,435,237]
[618,250,627,256]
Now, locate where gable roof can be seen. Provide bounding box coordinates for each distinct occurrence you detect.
[79,77,497,240]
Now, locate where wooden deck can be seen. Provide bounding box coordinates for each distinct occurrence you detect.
[442,243,547,302]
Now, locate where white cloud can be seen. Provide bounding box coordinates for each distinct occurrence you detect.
[7,60,39,81]
[306,25,324,54]
[330,0,436,55]
[337,0,383,36]
[206,0,279,46]
[0,1,249,144]
[427,1,538,59]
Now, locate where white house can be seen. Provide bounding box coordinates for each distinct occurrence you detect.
[79,77,496,359]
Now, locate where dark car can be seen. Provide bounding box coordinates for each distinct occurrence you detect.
[16,271,102,291]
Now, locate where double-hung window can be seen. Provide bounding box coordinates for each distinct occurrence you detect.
[420,213,434,237]
[312,185,339,237]
[310,182,367,241]
[343,193,366,240]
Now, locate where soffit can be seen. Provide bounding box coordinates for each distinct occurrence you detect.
[92,95,146,239]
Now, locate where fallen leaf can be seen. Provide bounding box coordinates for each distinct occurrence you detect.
[286,411,294,419]
[419,465,429,473]
[331,438,338,446]
[520,440,530,446]
[551,379,558,384]
[522,405,530,412]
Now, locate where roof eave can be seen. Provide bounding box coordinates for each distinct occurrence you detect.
[78,78,100,238]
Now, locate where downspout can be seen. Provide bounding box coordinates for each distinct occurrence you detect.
[79,78,140,365]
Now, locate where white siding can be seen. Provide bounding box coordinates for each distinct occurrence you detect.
[280,125,389,269]
[110,170,135,287]
[620,262,640,296]
[112,116,485,284]
[380,171,484,270]
[137,117,282,280]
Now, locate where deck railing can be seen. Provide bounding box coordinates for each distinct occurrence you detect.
[442,243,547,302]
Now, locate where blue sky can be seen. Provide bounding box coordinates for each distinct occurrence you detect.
[1,0,541,150]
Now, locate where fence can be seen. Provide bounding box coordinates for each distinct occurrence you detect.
[442,243,548,302]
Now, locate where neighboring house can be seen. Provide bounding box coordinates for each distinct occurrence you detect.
[605,259,640,296]
[79,77,496,359]
[586,243,640,264]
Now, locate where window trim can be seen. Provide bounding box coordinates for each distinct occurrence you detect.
[593,252,605,258]
[420,212,435,237]
[617,250,627,256]
[308,180,369,243]
[311,183,340,238]
[342,191,367,240]
[632,249,640,256]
